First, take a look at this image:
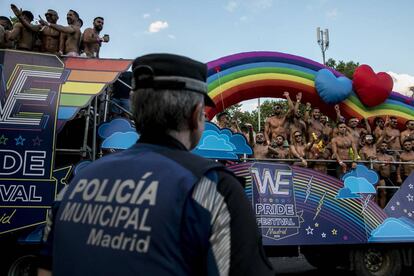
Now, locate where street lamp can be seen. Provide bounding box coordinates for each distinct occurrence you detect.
[316,27,329,65]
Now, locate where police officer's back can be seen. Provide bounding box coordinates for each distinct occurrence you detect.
[39,54,274,276]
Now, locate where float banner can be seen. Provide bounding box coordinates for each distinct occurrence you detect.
[0,50,69,234]
[251,163,302,241]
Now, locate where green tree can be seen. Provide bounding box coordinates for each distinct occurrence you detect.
[326,58,359,79]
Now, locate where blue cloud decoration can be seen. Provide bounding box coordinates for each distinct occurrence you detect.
[98,118,139,150]
[336,165,379,199]
[192,122,253,160]
[369,217,414,242]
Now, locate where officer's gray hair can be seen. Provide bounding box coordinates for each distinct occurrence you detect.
[131,89,204,135]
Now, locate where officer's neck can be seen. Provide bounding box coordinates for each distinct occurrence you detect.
[168,129,193,150]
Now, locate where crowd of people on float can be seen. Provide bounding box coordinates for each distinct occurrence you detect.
[216,91,414,208]
[0,4,109,58]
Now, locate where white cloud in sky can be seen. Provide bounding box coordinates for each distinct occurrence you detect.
[388,72,414,96]
[326,8,338,18]
[148,21,169,33]
[168,34,176,39]
[250,0,273,10]
[143,13,150,19]
[225,1,238,12]
[240,16,248,22]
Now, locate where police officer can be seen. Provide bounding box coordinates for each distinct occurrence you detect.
[38,54,274,276]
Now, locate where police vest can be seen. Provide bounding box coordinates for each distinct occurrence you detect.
[53,143,223,276]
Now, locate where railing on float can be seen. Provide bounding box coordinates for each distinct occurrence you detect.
[240,157,414,190]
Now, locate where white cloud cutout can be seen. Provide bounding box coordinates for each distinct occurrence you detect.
[226,1,238,12]
[168,34,176,39]
[148,21,169,33]
[388,72,414,96]
[326,8,338,18]
[143,13,150,19]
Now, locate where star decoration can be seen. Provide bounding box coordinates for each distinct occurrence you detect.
[391,206,396,211]
[15,135,26,146]
[407,194,414,202]
[404,209,408,213]
[332,229,337,235]
[32,136,43,146]
[305,226,314,235]
[409,184,414,189]
[263,198,267,202]
[397,201,401,206]
[409,213,413,217]
[269,198,273,203]
[321,232,326,238]
[314,223,319,227]
[0,135,8,145]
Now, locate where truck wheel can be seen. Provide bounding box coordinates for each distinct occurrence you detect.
[353,248,401,276]
[7,255,37,276]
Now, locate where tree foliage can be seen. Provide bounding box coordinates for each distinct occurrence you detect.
[325,58,359,79]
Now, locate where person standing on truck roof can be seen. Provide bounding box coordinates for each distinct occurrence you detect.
[39,10,81,56]
[10,5,61,55]
[264,91,293,145]
[6,9,36,51]
[38,53,274,276]
[81,17,109,58]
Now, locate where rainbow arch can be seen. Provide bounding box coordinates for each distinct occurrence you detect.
[206,51,414,125]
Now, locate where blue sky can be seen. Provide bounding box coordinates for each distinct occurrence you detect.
[2,0,412,76]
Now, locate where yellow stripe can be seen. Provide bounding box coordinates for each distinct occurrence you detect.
[209,73,314,98]
[344,99,411,118]
[61,82,105,95]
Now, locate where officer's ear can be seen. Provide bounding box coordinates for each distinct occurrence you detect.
[190,102,204,131]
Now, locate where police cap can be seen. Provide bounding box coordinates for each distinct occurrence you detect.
[132,53,215,107]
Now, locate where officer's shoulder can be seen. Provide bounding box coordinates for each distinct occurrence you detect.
[155,147,224,179]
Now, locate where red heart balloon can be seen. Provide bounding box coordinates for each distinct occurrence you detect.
[353,64,393,107]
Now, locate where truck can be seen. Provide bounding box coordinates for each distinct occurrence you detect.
[1,49,414,276]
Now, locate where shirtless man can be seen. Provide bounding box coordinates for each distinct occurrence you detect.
[11,5,61,54]
[304,102,323,142]
[348,117,371,149]
[400,120,414,145]
[81,17,109,58]
[253,132,268,159]
[383,116,401,153]
[375,142,395,208]
[6,10,36,51]
[217,112,229,129]
[373,117,385,141]
[268,135,290,159]
[320,115,333,140]
[290,131,314,167]
[359,134,377,162]
[331,122,358,176]
[40,10,81,56]
[288,93,307,142]
[264,91,293,145]
[0,16,13,48]
[397,139,414,184]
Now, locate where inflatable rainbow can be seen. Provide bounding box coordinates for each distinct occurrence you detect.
[206,51,414,125]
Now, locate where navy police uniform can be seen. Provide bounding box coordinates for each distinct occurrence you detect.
[39,54,273,275]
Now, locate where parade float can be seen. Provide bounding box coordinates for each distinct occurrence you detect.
[1,49,414,275]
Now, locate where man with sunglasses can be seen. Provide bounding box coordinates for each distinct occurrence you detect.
[10,5,61,54]
[264,91,293,146]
